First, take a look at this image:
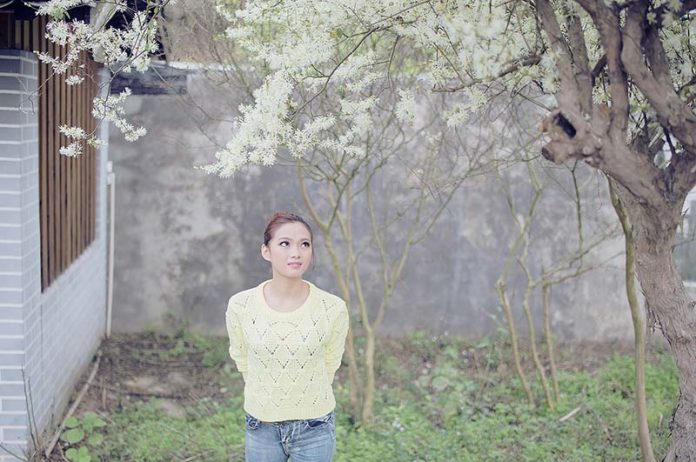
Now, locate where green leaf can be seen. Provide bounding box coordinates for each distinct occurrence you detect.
[77,446,91,462]
[87,433,103,446]
[61,428,85,445]
[64,416,80,428]
[92,417,107,428]
[65,448,79,461]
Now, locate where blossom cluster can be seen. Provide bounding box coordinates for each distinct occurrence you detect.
[203,0,696,175]
[93,88,147,142]
[37,0,158,155]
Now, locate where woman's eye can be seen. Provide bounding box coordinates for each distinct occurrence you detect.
[302,242,311,248]
[279,241,289,247]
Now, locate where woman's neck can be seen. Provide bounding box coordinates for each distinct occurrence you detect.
[264,277,310,312]
[266,277,308,298]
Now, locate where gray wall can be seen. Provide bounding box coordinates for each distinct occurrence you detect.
[109,73,634,342]
[0,50,108,461]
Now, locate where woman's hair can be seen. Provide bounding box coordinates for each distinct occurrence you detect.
[263,212,314,246]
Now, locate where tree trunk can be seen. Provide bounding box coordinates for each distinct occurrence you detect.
[621,192,696,461]
[361,329,376,424]
[609,180,656,462]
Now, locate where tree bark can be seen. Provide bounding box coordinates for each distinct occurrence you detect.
[620,190,696,461]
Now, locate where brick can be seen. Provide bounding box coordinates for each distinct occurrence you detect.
[0,291,21,305]
[0,369,23,382]
[20,126,36,142]
[0,194,19,208]
[0,274,21,288]
[0,128,20,143]
[1,427,27,443]
[0,337,24,351]
[0,414,26,427]
[0,259,20,273]
[0,355,24,368]
[0,323,22,336]
[20,59,36,77]
[21,209,38,228]
[0,111,23,126]
[0,226,20,240]
[21,189,37,208]
[0,444,26,461]
[0,177,20,191]
[0,160,20,175]
[19,176,37,195]
[0,305,22,320]
[0,60,21,75]
[0,50,25,58]
[21,250,38,270]
[19,157,36,175]
[0,144,22,159]
[1,399,26,413]
[0,243,21,259]
[0,94,21,109]
[0,77,30,93]
[0,454,25,462]
[0,209,20,224]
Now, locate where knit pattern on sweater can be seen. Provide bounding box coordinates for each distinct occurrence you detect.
[226,280,349,422]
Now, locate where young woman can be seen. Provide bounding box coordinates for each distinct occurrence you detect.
[225,212,349,462]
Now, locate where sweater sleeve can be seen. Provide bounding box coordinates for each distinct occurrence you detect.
[225,297,248,381]
[324,300,349,384]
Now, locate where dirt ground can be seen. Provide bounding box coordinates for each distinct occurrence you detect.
[46,333,233,461]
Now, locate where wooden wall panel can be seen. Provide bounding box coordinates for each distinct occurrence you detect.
[13,16,100,290]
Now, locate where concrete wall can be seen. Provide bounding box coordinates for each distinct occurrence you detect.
[0,50,108,461]
[109,73,635,343]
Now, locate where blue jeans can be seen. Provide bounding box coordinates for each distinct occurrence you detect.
[244,411,336,462]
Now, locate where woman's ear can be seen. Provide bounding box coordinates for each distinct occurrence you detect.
[261,244,271,262]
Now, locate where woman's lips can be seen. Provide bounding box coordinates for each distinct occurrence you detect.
[288,262,302,268]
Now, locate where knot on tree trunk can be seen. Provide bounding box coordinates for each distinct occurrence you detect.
[540,111,581,164]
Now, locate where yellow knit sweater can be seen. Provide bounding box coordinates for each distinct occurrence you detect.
[225,280,349,422]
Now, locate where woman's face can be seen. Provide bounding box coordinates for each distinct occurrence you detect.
[261,221,313,279]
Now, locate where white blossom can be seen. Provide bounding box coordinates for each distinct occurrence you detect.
[93,88,147,143]
[59,142,82,157]
[198,72,294,176]
[37,0,94,19]
[395,89,416,125]
[59,125,86,139]
[65,75,84,85]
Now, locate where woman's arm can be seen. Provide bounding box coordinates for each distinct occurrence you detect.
[226,297,249,381]
[324,301,349,384]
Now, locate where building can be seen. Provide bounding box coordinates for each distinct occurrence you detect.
[0,2,110,460]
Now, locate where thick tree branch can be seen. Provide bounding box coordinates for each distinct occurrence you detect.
[563,4,593,113]
[541,106,663,205]
[622,2,696,153]
[535,0,583,120]
[580,0,630,132]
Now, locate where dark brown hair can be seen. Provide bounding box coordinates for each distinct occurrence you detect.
[263,212,314,246]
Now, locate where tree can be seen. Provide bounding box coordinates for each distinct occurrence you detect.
[38,0,696,458]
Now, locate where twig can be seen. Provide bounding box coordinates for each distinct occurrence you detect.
[45,352,102,458]
[559,405,582,422]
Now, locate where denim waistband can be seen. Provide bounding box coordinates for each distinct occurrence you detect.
[246,410,334,425]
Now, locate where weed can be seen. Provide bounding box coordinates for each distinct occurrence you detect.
[60,413,107,462]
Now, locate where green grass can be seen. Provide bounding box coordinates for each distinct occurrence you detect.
[84,332,678,462]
